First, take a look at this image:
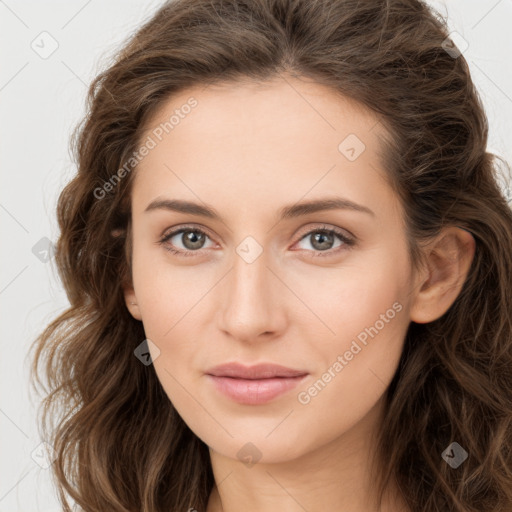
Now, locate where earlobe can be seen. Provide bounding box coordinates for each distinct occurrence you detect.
[409,226,476,324]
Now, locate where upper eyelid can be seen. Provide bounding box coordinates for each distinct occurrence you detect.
[295,223,354,241]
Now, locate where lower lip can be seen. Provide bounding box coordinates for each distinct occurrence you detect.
[206,374,308,405]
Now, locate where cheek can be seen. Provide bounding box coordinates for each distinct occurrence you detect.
[131,241,211,337]
[301,275,407,392]
[291,287,408,455]
[287,245,410,348]
[132,259,207,423]
[130,245,216,392]
[292,249,410,416]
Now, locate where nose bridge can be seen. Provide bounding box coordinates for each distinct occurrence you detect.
[217,238,281,340]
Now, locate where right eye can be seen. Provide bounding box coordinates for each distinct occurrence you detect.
[159,226,216,257]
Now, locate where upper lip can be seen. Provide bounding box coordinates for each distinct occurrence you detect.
[206,362,308,379]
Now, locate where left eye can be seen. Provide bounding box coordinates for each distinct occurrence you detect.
[294,228,354,255]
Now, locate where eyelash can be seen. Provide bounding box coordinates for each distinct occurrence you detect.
[158,224,356,258]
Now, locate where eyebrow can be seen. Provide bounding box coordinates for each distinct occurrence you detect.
[144,196,375,220]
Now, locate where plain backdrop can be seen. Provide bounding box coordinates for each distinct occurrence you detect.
[1,1,511,510]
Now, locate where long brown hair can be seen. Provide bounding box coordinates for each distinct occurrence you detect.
[30,0,512,510]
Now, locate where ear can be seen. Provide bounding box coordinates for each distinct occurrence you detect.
[409,226,476,324]
[123,281,142,321]
[112,226,142,321]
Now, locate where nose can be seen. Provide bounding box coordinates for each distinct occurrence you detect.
[216,246,286,344]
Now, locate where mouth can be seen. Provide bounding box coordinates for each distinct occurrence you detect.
[205,362,309,405]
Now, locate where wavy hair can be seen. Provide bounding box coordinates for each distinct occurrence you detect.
[30,0,512,510]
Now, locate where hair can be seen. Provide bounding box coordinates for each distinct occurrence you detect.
[29,0,512,510]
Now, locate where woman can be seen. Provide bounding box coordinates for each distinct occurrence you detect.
[30,0,512,511]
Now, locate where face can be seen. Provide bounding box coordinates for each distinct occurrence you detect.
[124,76,420,464]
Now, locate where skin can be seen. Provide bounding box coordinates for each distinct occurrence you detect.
[123,75,475,512]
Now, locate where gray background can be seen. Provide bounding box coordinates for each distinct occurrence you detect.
[1,1,511,510]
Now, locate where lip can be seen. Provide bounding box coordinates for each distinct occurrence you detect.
[206,362,308,379]
[205,362,309,405]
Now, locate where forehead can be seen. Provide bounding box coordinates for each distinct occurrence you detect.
[131,76,398,222]
[139,76,384,147]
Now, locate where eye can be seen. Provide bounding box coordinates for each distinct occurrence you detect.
[158,226,215,257]
[158,224,356,258]
[293,225,355,257]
